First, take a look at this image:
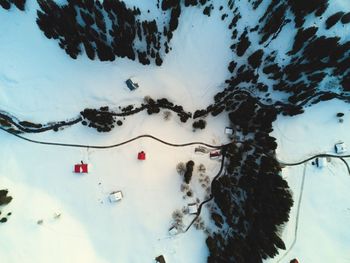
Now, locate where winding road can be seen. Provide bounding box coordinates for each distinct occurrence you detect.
[1,125,350,256]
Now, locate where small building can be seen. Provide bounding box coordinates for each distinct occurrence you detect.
[74,162,88,173]
[225,127,233,135]
[316,157,327,168]
[188,203,198,215]
[335,142,346,154]
[109,191,123,203]
[168,226,179,236]
[290,259,299,263]
[209,150,221,160]
[125,78,139,91]
[155,255,166,263]
[138,151,146,160]
[194,146,208,154]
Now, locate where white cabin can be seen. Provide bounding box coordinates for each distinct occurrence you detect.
[168,226,179,236]
[109,191,123,203]
[335,142,346,154]
[188,203,198,215]
[225,127,233,135]
[316,157,327,168]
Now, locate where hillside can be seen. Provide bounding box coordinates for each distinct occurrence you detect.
[0,0,350,263]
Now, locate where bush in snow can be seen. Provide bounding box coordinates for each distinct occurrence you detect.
[176,162,186,175]
[192,119,206,130]
[171,209,184,230]
[184,160,195,184]
[0,189,12,224]
[0,189,12,206]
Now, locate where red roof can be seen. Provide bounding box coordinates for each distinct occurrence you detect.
[290,259,299,263]
[74,163,88,173]
[138,151,146,160]
[210,151,221,157]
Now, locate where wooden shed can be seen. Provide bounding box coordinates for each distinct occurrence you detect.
[125,78,139,91]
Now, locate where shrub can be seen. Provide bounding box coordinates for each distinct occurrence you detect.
[192,119,206,130]
[184,160,195,184]
[163,111,172,120]
[0,189,12,206]
[198,164,206,173]
[176,162,186,175]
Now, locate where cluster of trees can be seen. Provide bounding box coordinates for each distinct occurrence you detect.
[0,189,12,223]
[192,119,206,130]
[184,160,195,184]
[36,0,163,64]
[80,107,116,132]
[35,0,219,63]
[80,96,193,132]
[0,0,25,11]
[287,0,329,27]
[325,11,346,29]
[144,96,192,122]
[206,95,293,263]
[222,0,349,111]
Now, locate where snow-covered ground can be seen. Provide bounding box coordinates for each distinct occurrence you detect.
[269,100,350,263]
[1,1,350,263]
[0,2,231,263]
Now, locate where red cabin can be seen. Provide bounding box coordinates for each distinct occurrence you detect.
[290,259,299,263]
[209,150,221,159]
[138,151,146,160]
[74,162,88,173]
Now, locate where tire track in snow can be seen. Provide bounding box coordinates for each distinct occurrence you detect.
[276,163,307,263]
[0,126,222,149]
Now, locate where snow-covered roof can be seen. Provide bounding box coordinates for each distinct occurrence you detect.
[168,226,179,236]
[316,157,327,168]
[109,191,123,203]
[225,127,233,135]
[188,203,198,215]
[335,142,346,154]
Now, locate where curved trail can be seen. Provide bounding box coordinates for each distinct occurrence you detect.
[184,153,226,232]
[0,126,222,149]
[2,126,349,170]
[1,125,350,248]
[276,163,307,263]
[278,153,350,175]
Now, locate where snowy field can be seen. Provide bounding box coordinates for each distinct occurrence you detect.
[0,1,231,263]
[270,100,350,263]
[1,0,350,263]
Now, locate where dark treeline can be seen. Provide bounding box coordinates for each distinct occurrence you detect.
[0,0,25,10]
[206,92,293,263]
[36,0,161,64]
[2,0,350,262]
[226,0,350,110]
[36,0,213,64]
